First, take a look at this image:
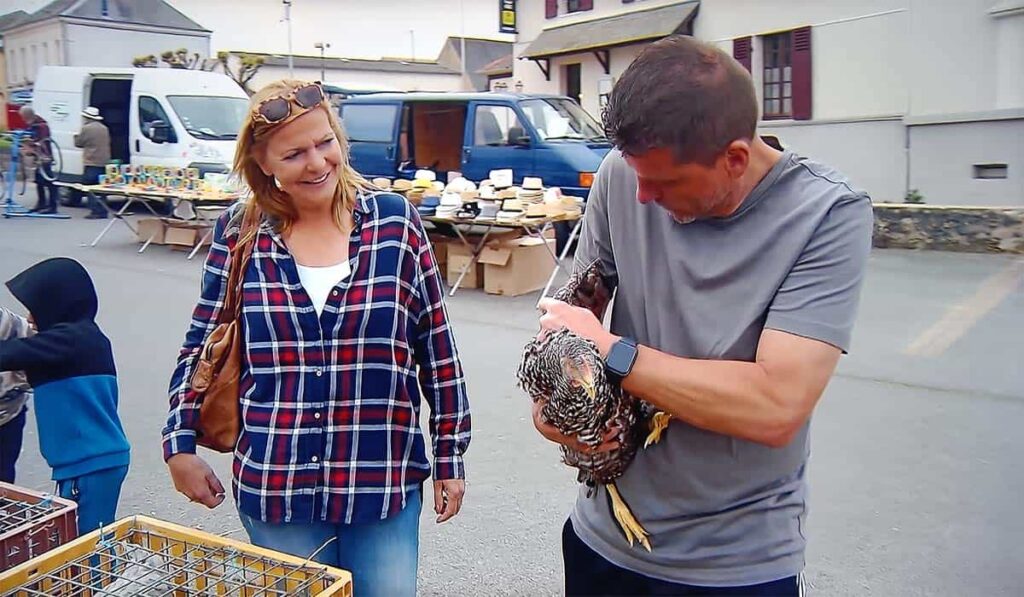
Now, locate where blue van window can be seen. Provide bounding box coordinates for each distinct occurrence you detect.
[341,104,398,143]
[473,105,524,146]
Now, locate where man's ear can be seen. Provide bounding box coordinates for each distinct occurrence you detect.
[722,139,751,179]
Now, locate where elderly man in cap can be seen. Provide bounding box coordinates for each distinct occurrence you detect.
[19,105,58,214]
[71,106,111,219]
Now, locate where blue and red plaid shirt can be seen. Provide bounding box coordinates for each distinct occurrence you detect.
[163,192,471,524]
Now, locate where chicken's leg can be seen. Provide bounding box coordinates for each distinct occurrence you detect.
[644,411,672,448]
[606,482,651,551]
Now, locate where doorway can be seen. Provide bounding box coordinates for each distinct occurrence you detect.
[564,63,581,105]
[88,78,132,164]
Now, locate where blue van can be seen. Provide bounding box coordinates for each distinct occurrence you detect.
[339,92,611,198]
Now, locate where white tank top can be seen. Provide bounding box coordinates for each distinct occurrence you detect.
[296,261,351,316]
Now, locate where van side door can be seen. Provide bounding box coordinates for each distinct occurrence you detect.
[339,101,400,178]
[461,101,535,184]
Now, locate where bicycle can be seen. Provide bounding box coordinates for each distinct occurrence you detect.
[0,132,62,196]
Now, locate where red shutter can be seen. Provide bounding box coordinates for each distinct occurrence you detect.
[732,36,752,73]
[791,26,812,120]
[545,0,557,18]
[579,0,594,9]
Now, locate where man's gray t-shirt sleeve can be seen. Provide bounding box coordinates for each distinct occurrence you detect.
[764,194,873,352]
[574,153,619,287]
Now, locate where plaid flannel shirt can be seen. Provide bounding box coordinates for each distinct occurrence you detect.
[163,192,471,524]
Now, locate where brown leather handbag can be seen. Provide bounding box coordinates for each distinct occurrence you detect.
[189,204,259,453]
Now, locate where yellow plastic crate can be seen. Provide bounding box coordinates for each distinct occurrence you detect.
[0,515,352,596]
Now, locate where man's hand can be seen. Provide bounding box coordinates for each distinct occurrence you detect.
[537,298,617,357]
[433,478,465,524]
[532,400,620,453]
[167,453,226,509]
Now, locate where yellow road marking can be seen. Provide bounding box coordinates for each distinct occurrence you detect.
[904,259,1024,357]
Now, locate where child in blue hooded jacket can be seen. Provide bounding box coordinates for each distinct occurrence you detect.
[0,257,130,533]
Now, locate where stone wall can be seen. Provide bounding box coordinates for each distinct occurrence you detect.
[873,204,1024,254]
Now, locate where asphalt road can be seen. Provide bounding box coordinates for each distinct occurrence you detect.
[1,208,1021,595]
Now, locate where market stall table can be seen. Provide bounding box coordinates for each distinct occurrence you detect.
[424,211,583,304]
[57,182,241,255]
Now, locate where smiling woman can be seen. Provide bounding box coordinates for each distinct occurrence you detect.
[162,80,472,597]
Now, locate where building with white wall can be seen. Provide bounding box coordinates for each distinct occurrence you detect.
[246,37,511,94]
[514,0,1024,206]
[2,0,210,90]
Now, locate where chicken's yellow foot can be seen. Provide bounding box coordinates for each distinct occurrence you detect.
[644,411,672,448]
[607,482,651,551]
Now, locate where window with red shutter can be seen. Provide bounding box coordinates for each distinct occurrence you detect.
[790,26,812,120]
[546,0,557,19]
[762,32,792,120]
[733,36,752,73]
[567,0,592,13]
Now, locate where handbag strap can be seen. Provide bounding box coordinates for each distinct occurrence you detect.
[221,202,260,322]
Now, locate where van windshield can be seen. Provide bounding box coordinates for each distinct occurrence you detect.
[167,95,248,141]
[518,98,605,142]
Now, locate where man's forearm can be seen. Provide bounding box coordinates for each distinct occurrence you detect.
[621,346,805,448]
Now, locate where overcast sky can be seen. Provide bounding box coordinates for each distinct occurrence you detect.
[1,0,514,61]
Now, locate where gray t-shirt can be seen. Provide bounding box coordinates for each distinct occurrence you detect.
[570,148,873,586]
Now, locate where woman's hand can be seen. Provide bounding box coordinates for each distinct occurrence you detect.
[167,453,226,509]
[433,478,465,523]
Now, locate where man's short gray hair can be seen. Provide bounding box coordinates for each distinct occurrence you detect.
[18,105,35,120]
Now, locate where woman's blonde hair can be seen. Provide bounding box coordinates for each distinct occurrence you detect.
[232,79,370,234]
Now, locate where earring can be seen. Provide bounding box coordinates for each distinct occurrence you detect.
[273,176,284,190]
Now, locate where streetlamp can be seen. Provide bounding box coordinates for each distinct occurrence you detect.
[282,0,293,77]
[314,42,330,82]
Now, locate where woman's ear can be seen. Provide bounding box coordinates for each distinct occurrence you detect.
[256,154,273,177]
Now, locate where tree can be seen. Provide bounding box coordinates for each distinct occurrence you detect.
[215,52,265,95]
[160,48,216,70]
[132,54,158,68]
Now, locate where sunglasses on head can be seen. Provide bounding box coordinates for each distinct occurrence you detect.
[254,83,325,124]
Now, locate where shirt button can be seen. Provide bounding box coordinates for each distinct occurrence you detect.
[315,369,323,377]
[311,456,319,463]
[314,412,321,420]
[331,290,339,296]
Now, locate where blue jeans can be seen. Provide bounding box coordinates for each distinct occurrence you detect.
[0,406,27,483]
[240,487,422,597]
[57,465,129,534]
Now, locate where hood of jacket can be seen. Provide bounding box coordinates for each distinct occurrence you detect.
[6,258,98,331]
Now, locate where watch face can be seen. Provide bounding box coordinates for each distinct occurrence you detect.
[607,338,637,377]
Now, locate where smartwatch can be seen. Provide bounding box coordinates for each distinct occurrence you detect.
[605,337,638,381]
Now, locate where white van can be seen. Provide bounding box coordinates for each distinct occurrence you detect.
[32,66,249,181]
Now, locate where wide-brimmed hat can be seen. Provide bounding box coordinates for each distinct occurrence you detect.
[82,107,103,121]
[522,176,543,191]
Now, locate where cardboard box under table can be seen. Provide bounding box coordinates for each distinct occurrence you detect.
[447,241,484,289]
[164,220,213,251]
[479,237,557,296]
[444,229,521,290]
[135,217,166,245]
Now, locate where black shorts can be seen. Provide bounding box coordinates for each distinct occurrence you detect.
[562,518,802,596]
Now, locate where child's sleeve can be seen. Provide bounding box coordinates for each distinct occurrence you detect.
[0,326,75,372]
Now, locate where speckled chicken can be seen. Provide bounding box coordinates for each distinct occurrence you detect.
[518,260,671,551]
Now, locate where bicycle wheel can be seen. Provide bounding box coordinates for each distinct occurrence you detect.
[39,139,62,182]
[16,154,27,196]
